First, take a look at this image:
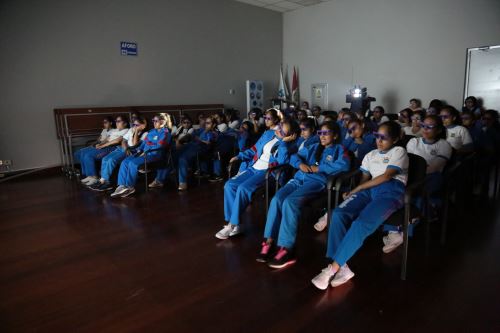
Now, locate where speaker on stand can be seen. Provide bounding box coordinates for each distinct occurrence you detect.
[246,80,264,115]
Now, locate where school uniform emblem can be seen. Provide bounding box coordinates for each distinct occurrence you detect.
[326,155,333,162]
[153,136,158,140]
[383,157,390,163]
[430,149,437,156]
[450,133,456,138]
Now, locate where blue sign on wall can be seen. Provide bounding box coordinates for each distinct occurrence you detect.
[120,41,138,56]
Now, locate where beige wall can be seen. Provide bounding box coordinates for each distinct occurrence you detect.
[283,0,500,112]
[0,0,282,171]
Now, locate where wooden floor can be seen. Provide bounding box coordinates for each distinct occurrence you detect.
[0,175,499,332]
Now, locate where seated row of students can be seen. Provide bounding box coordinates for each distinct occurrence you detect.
[76,103,497,201]
[215,117,409,287]
[216,109,297,239]
[407,95,484,118]
[214,105,499,291]
[77,109,262,196]
[78,115,131,186]
[78,113,171,197]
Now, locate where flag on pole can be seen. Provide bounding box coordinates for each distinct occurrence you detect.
[291,66,299,104]
[278,66,288,100]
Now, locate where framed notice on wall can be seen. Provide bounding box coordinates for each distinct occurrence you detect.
[311,83,328,110]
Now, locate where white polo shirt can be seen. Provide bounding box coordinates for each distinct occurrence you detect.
[315,115,326,126]
[174,127,194,140]
[123,128,148,146]
[403,126,423,137]
[406,137,452,174]
[99,129,111,142]
[373,115,390,125]
[217,123,229,133]
[360,146,409,185]
[107,128,128,142]
[229,120,240,129]
[446,125,472,150]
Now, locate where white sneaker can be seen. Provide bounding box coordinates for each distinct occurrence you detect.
[80,176,94,184]
[382,231,403,253]
[311,264,337,290]
[330,264,355,287]
[314,213,328,232]
[110,185,128,198]
[85,178,100,186]
[215,224,242,240]
[229,225,242,237]
[148,180,164,188]
[120,187,136,198]
[382,234,389,245]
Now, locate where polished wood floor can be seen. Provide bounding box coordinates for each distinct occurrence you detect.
[0,175,499,332]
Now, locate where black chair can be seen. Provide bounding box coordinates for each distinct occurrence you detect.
[264,150,357,219]
[383,154,428,280]
[400,134,414,148]
[225,160,292,215]
[213,132,239,179]
[138,146,176,192]
[194,132,238,182]
[440,156,466,244]
[326,153,428,280]
[386,113,399,121]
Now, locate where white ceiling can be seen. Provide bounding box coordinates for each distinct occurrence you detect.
[234,0,331,13]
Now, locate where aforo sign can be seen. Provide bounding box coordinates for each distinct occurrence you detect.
[120,42,138,56]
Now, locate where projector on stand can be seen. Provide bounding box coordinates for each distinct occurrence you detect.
[346,85,376,115]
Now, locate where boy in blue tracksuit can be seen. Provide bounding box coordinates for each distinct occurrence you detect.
[209,129,239,182]
[296,118,319,151]
[342,118,376,166]
[312,121,409,290]
[176,116,219,190]
[110,114,172,198]
[215,110,299,240]
[152,116,219,189]
[235,121,262,174]
[339,112,354,143]
[259,122,350,268]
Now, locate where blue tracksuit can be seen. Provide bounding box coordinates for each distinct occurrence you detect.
[117,128,171,187]
[466,122,483,149]
[100,147,127,181]
[212,130,238,177]
[177,130,218,183]
[296,135,320,151]
[477,126,500,155]
[264,143,350,249]
[340,126,349,143]
[224,129,296,225]
[343,133,376,166]
[327,179,405,265]
[74,146,95,175]
[237,130,261,174]
[79,146,116,177]
[100,141,143,182]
